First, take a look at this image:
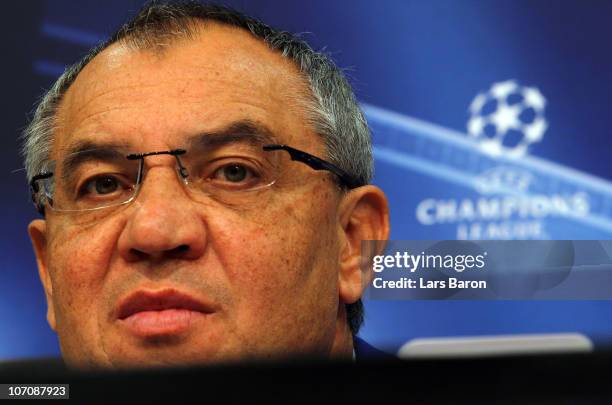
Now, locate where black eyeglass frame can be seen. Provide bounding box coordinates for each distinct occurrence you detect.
[262,144,362,189]
[29,144,363,216]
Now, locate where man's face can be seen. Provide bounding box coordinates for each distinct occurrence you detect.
[29,24,351,368]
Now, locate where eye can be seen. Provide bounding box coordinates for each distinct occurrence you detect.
[80,175,124,196]
[212,164,253,183]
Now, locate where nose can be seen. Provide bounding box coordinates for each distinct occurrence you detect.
[117,165,207,263]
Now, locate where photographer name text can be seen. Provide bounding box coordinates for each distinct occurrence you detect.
[371,251,488,290]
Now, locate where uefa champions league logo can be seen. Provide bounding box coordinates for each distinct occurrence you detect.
[467,80,548,158]
[408,79,590,239]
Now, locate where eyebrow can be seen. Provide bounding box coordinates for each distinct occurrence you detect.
[58,142,129,184]
[186,120,280,151]
[57,119,279,176]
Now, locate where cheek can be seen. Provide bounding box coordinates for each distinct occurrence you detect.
[216,190,333,283]
[209,186,340,338]
[47,220,119,328]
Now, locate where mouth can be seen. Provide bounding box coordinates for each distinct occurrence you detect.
[116,289,214,338]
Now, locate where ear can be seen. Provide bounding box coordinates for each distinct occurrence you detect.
[337,185,390,304]
[28,219,57,331]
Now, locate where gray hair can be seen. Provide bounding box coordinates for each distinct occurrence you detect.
[22,1,371,335]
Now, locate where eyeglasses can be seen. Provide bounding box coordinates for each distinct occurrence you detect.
[29,144,363,218]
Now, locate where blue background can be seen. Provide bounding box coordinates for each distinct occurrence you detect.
[2,0,612,359]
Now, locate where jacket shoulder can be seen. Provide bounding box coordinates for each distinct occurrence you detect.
[353,337,398,362]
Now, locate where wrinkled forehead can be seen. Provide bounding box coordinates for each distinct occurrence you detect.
[53,23,321,160]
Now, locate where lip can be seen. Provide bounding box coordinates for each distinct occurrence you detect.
[115,289,214,337]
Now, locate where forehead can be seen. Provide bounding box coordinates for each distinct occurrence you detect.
[54,23,318,157]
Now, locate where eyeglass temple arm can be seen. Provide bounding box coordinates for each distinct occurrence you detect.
[29,172,53,215]
[262,144,362,189]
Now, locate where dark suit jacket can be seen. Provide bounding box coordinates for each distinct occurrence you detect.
[354,336,398,361]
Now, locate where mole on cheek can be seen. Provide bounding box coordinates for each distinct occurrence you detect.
[284,205,294,217]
